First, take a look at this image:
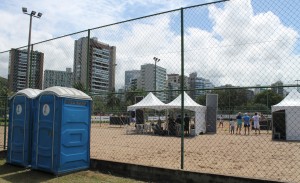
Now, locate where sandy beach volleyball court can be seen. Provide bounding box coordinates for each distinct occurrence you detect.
[1,122,299,182]
[90,122,300,182]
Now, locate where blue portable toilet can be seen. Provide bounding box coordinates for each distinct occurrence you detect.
[31,86,92,175]
[7,88,42,167]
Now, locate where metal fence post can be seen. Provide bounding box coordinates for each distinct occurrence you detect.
[180,7,185,170]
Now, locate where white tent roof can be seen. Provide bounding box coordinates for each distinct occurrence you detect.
[39,86,92,100]
[165,92,206,134]
[165,92,206,111]
[127,92,166,111]
[272,89,300,111]
[11,88,42,99]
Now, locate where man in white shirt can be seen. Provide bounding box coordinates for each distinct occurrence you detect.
[252,112,260,135]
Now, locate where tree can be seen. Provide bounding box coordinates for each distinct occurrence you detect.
[73,82,85,92]
[0,77,8,119]
[92,96,106,114]
[253,90,283,109]
[106,92,121,110]
[124,88,146,106]
[212,85,249,111]
[196,95,206,106]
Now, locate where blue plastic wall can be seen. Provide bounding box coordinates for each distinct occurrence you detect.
[31,95,91,174]
[7,95,33,167]
[31,95,56,171]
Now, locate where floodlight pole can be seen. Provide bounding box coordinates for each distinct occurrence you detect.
[26,15,33,88]
[23,8,42,88]
[153,57,160,92]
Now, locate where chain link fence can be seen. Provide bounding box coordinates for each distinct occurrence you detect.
[1,0,300,182]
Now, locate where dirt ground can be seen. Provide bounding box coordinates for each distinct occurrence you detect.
[90,122,300,183]
[1,122,300,182]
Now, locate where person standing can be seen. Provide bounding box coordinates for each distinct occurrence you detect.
[252,112,260,135]
[218,115,224,128]
[175,115,182,136]
[243,113,250,135]
[184,114,190,135]
[236,112,242,135]
[229,118,235,134]
[168,115,175,136]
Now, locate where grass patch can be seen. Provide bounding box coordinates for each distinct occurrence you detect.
[0,159,144,183]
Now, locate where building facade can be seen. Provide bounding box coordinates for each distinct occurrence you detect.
[125,70,140,91]
[44,68,73,89]
[8,49,44,92]
[166,74,189,102]
[167,74,180,102]
[138,63,167,102]
[189,72,214,100]
[73,37,116,94]
[271,81,284,96]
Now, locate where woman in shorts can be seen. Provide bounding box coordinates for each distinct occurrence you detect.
[236,112,242,134]
[243,113,251,135]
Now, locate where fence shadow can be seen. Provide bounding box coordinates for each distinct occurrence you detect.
[0,160,56,183]
[0,162,28,176]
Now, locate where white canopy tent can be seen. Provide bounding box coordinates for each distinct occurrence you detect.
[164,92,207,134]
[272,89,300,140]
[127,92,166,111]
[127,92,207,135]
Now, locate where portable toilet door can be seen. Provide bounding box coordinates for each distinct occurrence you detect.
[6,89,41,167]
[32,94,56,171]
[31,86,92,174]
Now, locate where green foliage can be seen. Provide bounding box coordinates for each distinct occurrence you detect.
[0,77,8,115]
[92,96,106,114]
[0,77,8,96]
[210,86,249,110]
[124,89,146,106]
[196,95,206,106]
[253,90,283,109]
[247,103,269,111]
[106,92,121,110]
[73,82,85,92]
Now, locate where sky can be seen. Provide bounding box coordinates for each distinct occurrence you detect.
[0,0,300,90]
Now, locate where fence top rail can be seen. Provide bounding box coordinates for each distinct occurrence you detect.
[0,0,228,53]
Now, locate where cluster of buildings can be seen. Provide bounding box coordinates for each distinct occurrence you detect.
[8,37,116,94]
[7,37,286,102]
[8,36,214,101]
[125,67,214,102]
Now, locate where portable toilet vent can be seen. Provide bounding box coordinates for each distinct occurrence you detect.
[31,86,92,174]
[7,88,42,167]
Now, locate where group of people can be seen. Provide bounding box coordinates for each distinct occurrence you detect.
[168,114,191,136]
[219,112,261,135]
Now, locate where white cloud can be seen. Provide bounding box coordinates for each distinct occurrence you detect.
[174,0,299,87]
[0,0,199,78]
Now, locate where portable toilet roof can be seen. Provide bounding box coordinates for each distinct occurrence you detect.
[10,88,42,99]
[40,86,92,100]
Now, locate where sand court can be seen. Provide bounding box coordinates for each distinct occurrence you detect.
[1,122,299,182]
[90,122,300,183]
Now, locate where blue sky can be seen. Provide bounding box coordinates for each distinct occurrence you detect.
[0,0,300,89]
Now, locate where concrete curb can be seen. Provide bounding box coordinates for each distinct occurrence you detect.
[90,159,282,183]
